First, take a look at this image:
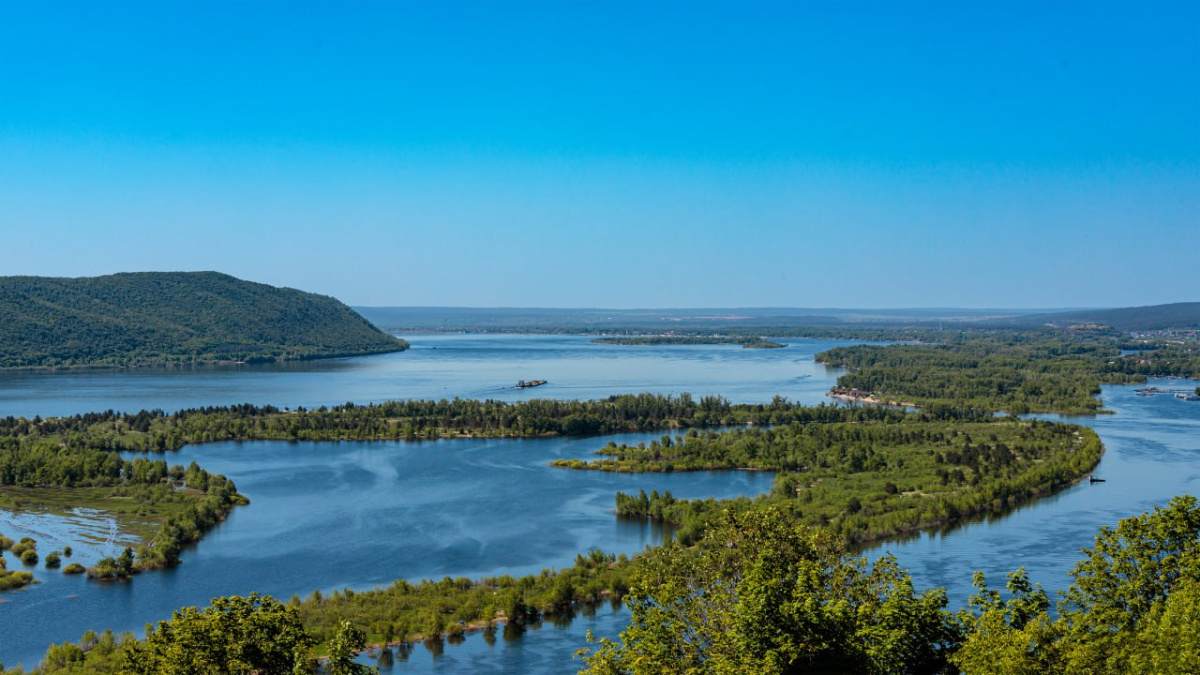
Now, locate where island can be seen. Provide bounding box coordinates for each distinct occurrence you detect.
[592,336,786,349]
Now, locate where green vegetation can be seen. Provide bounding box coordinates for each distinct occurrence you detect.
[560,416,1102,547]
[0,422,248,575]
[10,496,1196,675]
[291,549,633,647]
[62,563,86,575]
[592,336,786,348]
[0,271,407,370]
[0,394,881,452]
[816,334,1164,414]
[88,548,135,581]
[1019,301,1200,331]
[953,495,1200,674]
[580,508,960,674]
[121,594,329,675]
[0,548,36,590]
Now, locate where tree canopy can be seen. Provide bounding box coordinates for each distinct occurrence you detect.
[579,508,961,674]
[0,272,406,369]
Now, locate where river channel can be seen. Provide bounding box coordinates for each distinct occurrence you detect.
[0,335,1196,673]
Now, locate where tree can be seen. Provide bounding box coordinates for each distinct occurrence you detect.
[325,619,375,675]
[122,593,315,674]
[953,495,1200,674]
[579,507,959,675]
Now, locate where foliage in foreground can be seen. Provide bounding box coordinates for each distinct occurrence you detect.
[9,498,1199,675]
[579,507,961,674]
[953,495,1200,674]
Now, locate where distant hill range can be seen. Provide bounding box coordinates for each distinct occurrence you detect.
[357,303,1200,335]
[0,272,407,370]
[355,306,1044,333]
[1004,303,1200,332]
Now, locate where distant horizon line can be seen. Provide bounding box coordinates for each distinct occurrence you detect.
[351,305,1105,313]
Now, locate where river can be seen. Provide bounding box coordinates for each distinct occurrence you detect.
[0,336,1196,673]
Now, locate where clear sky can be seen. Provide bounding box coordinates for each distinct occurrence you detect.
[1,1,1196,308]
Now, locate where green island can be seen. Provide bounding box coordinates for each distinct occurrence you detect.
[555,415,1103,547]
[593,336,786,348]
[0,272,407,370]
[817,331,1200,415]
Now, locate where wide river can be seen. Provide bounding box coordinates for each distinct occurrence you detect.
[0,335,1196,673]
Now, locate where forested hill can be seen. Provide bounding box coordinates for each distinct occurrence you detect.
[1008,302,1200,331]
[0,272,408,369]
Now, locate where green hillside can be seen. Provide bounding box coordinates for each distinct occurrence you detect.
[1010,302,1200,331]
[0,272,407,369]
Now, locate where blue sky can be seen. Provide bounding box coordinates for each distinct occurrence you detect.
[1,1,1196,308]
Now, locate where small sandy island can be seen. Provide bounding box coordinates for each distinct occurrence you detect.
[829,389,919,408]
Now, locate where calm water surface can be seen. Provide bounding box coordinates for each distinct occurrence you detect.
[0,336,1197,673]
[0,335,852,418]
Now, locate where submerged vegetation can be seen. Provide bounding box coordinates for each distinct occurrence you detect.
[0,535,37,590]
[0,425,247,577]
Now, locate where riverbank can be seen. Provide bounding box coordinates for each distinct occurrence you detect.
[828,391,919,407]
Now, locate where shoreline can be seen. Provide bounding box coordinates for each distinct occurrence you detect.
[828,392,919,408]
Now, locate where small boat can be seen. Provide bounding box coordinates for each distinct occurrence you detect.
[1089,476,1106,483]
[516,380,548,389]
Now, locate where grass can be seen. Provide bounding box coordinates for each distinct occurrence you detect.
[0,486,198,543]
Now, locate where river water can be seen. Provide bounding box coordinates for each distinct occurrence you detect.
[0,336,1196,673]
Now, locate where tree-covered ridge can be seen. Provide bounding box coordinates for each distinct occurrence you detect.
[566,417,1102,547]
[1014,301,1200,331]
[815,336,1158,414]
[0,272,407,369]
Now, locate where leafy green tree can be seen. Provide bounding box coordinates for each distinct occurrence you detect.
[122,593,315,674]
[579,507,959,675]
[325,619,375,675]
[953,495,1200,674]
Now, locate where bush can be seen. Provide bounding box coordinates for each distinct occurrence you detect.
[20,548,39,565]
[45,552,62,569]
[0,570,35,590]
[63,563,87,575]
